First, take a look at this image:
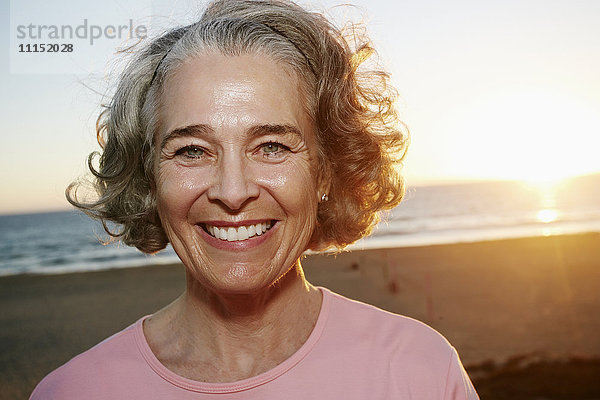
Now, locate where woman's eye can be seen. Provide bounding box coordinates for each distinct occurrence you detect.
[176,145,204,158]
[259,142,291,159]
[262,143,281,154]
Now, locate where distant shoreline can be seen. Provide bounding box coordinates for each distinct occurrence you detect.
[4,175,600,277]
[2,229,600,278]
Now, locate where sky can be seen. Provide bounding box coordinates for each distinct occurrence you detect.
[1,0,600,214]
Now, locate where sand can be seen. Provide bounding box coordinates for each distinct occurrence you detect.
[2,232,599,399]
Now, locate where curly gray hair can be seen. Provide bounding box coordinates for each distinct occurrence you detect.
[67,0,408,253]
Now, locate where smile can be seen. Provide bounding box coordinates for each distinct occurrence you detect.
[203,221,273,242]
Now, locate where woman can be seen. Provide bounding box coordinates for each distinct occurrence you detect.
[32,0,478,398]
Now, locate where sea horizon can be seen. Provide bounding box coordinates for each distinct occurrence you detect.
[2,174,600,277]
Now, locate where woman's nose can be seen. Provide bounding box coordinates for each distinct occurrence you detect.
[206,153,260,210]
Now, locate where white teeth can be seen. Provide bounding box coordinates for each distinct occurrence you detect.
[205,221,273,241]
[214,226,227,240]
[238,226,249,241]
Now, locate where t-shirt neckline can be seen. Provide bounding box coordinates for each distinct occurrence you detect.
[133,287,331,394]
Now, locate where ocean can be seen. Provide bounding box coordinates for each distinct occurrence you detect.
[1,174,599,277]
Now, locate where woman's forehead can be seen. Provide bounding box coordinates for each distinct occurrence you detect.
[157,52,313,141]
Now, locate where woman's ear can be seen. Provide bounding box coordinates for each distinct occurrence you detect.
[316,157,332,203]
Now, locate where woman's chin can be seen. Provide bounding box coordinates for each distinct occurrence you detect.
[185,261,291,297]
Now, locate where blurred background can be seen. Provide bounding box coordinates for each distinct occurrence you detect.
[1,0,600,398]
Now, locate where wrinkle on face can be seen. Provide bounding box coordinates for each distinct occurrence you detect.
[154,51,323,295]
[212,81,256,107]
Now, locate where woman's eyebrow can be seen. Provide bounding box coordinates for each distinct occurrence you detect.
[161,123,303,149]
[247,124,303,140]
[161,124,215,149]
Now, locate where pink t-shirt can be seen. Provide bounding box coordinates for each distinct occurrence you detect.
[31,287,479,399]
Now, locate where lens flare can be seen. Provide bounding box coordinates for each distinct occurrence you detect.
[537,209,558,223]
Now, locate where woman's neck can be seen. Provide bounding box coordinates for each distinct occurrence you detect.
[144,260,322,382]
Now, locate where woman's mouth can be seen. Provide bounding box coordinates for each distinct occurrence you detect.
[202,221,274,242]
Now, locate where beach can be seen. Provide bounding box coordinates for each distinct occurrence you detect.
[2,232,600,399]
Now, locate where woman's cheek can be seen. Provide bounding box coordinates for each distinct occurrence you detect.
[259,162,318,209]
[157,166,211,218]
[262,157,316,188]
[255,170,287,190]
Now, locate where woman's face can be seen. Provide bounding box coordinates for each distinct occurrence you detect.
[155,51,323,294]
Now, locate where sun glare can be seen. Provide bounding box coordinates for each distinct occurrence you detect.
[537,209,558,223]
[523,178,563,224]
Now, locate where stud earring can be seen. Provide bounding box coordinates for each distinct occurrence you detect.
[320,193,329,202]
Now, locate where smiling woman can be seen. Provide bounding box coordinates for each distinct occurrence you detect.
[156,53,321,294]
[31,0,477,398]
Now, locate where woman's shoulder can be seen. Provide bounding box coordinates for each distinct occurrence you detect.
[320,287,456,361]
[318,288,478,398]
[29,317,146,400]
